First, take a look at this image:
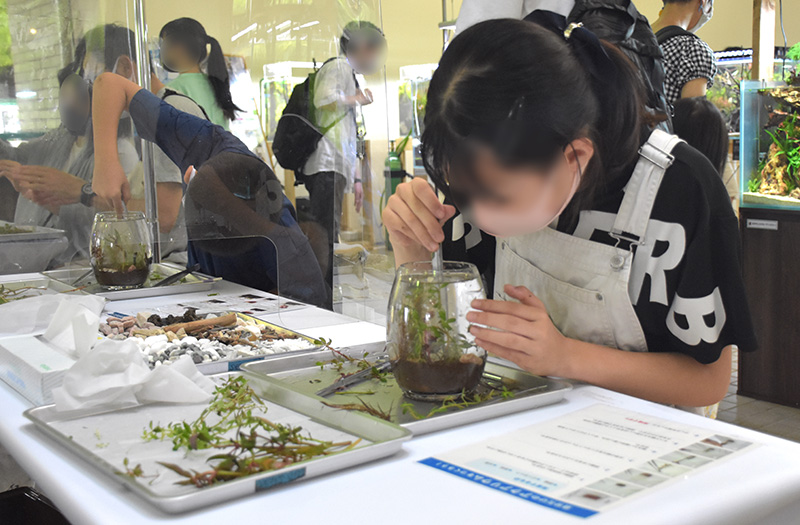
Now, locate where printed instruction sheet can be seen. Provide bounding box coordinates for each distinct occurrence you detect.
[420,404,754,518]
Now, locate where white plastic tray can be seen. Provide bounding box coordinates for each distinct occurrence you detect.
[24,374,411,514]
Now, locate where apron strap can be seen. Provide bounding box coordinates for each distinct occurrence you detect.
[610,129,684,249]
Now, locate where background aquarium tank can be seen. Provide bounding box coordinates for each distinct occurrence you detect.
[740,74,800,209]
[708,47,798,133]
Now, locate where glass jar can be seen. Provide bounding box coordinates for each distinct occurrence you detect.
[91,211,152,290]
[387,261,487,401]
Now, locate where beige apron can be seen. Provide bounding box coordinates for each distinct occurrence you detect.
[494,130,715,417]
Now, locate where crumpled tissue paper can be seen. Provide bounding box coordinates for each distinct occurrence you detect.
[52,338,215,412]
[0,294,105,348]
[42,295,106,358]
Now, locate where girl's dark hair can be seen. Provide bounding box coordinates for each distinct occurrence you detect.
[160,17,241,120]
[422,19,650,216]
[58,24,136,86]
[672,97,728,176]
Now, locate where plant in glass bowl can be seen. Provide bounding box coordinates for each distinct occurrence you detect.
[386,261,486,401]
[91,211,152,289]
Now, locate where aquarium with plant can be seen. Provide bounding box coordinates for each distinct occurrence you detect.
[739,45,800,209]
[91,211,152,289]
[386,261,486,400]
[707,46,799,133]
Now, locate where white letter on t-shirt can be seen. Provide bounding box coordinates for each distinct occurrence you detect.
[573,211,686,307]
[452,212,483,251]
[629,220,686,306]
[666,287,727,346]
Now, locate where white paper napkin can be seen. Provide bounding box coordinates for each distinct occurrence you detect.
[42,296,106,358]
[0,294,105,339]
[52,338,215,412]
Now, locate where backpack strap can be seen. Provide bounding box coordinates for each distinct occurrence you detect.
[318,111,350,135]
[313,57,356,135]
[161,88,211,121]
[655,25,699,45]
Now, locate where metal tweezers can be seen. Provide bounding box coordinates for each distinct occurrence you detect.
[315,360,392,397]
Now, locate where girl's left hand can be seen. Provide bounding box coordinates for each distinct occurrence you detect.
[467,285,570,377]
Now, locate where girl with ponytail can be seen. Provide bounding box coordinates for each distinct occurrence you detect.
[159,17,241,129]
[382,18,757,413]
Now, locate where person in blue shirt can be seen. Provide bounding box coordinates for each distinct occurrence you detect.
[90,72,328,306]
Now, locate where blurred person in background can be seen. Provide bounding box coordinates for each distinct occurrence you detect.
[301,20,386,289]
[159,18,241,130]
[0,24,189,263]
[89,73,328,306]
[672,96,737,209]
[652,0,716,104]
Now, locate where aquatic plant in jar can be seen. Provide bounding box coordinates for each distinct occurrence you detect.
[387,261,486,400]
[91,211,152,289]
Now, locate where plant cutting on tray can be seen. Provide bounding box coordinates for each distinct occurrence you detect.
[130,376,360,488]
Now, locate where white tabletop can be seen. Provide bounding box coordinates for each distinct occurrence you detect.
[2,280,800,525]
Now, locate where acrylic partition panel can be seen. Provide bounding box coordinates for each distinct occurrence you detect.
[0,0,455,324]
[138,0,395,319]
[0,0,145,274]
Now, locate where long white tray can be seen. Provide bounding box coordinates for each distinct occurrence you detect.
[242,343,573,435]
[24,374,412,514]
[44,262,220,300]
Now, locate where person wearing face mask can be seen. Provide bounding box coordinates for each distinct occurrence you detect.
[0,26,140,265]
[158,18,241,130]
[652,0,716,104]
[383,19,757,415]
[0,24,190,263]
[300,20,387,295]
[87,72,328,307]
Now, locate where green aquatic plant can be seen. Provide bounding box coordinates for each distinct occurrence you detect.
[787,43,800,64]
[397,279,473,364]
[765,114,800,191]
[140,377,359,488]
[92,229,150,273]
[401,385,516,420]
[0,284,47,305]
[313,338,391,384]
[0,224,30,234]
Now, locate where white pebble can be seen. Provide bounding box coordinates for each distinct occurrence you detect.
[144,335,168,346]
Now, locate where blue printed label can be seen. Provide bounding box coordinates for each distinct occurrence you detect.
[419,457,596,518]
[255,468,306,491]
[228,359,248,371]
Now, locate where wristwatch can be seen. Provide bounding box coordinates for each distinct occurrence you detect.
[354,179,362,184]
[79,183,96,207]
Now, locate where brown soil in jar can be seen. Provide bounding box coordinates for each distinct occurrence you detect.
[94,267,149,287]
[392,353,485,395]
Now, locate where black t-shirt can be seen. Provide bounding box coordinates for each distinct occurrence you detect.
[441,142,757,365]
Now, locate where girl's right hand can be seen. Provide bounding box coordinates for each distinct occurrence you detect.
[92,158,130,215]
[382,177,456,254]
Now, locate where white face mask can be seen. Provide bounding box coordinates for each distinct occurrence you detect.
[472,164,582,238]
[690,0,713,33]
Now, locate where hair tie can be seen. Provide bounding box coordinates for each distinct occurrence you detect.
[563,22,618,85]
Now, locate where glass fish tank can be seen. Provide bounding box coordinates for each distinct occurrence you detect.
[740,78,800,210]
[708,48,798,133]
[398,64,437,139]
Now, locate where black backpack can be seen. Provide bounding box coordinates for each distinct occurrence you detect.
[272,58,350,175]
[567,0,672,128]
[655,25,699,46]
